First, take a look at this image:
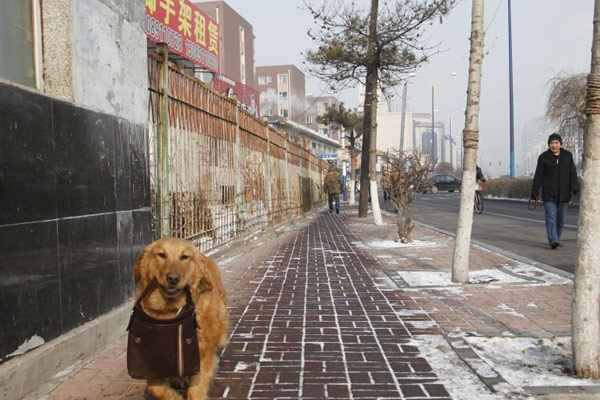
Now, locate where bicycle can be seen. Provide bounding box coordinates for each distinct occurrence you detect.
[474,180,485,214]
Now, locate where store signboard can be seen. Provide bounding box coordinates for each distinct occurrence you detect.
[145,0,220,73]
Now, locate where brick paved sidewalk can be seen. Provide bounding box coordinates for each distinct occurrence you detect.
[25,205,600,399]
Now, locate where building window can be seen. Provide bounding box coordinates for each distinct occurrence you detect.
[0,0,41,88]
[258,76,272,85]
[312,142,316,148]
[278,74,288,84]
[320,128,329,136]
[318,101,328,111]
[307,116,313,124]
[278,91,288,100]
[279,108,289,118]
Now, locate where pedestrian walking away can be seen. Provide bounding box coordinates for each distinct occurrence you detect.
[323,163,343,214]
[530,133,579,249]
[380,169,391,202]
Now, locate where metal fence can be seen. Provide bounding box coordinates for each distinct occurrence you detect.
[148,47,328,252]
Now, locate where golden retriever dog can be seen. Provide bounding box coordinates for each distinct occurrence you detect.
[133,238,228,400]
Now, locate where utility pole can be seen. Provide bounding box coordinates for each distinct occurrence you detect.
[399,81,408,152]
[508,0,516,178]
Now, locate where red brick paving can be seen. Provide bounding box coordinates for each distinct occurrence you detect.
[33,211,454,399]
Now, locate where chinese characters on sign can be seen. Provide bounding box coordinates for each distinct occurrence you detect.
[146,0,220,73]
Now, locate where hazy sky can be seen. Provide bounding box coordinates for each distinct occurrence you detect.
[219,0,594,176]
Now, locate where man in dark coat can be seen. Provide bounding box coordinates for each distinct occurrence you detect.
[324,164,343,214]
[531,133,579,249]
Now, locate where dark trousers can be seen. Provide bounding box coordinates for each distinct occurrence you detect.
[543,201,568,244]
[328,194,340,212]
[383,190,390,202]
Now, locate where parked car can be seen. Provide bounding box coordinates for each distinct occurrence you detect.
[420,174,462,193]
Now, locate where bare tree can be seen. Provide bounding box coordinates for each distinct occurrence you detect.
[318,104,363,205]
[572,0,600,379]
[385,151,433,242]
[433,161,455,175]
[451,0,485,284]
[304,0,456,220]
[546,72,586,166]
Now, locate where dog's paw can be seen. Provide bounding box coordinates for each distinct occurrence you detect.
[169,376,189,389]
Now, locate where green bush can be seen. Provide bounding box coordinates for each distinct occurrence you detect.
[483,177,532,199]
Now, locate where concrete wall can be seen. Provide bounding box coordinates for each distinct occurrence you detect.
[0,0,151,396]
[42,0,147,124]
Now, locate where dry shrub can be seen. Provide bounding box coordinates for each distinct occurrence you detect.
[484,177,532,199]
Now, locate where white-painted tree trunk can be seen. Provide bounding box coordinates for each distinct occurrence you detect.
[451,0,485,284]
[349,180,355,205]
[572,0,600,379]
[370,180,383,225]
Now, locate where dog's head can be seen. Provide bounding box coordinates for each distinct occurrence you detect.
[133,238,213,300]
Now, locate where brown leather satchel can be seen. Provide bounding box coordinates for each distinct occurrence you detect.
[126,278,200,379]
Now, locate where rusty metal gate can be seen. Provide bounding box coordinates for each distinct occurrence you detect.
[147,46,328,252]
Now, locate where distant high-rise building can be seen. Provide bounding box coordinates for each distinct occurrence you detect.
[256,65,306,125]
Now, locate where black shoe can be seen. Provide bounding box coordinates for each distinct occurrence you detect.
[550,242,559,249]
[557,242,563,247]
[336,209,339,214]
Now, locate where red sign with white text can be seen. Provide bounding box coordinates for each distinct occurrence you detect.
[213,74,260,117]
[145,0,220,73]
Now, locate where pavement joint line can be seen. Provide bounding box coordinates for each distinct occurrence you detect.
[325,212,415,397]
[412,219,575,280]
[315,215,355,399]
[442,333,508,394]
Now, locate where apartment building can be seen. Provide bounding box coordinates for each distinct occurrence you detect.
[256,64,306,125]
[305,95,342,142]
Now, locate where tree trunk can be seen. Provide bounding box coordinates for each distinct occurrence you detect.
[358,79,372,218]
[369,76,383,226]
[572,0,600,379]
[359,0,380,221]
[451,0,485,284]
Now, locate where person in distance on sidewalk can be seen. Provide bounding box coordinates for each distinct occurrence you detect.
[530,133,579,249]
[324,163,343,214]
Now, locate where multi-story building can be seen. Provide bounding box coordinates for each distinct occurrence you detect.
[256,65,306,125]
[265,116,341,159]
[193,1,256,88]
[305,95,342,141]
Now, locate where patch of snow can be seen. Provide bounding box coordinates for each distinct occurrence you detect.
[526,302,538,308]
[505,263,571,285]
[496,303,525,318]
[397,269,528,288]
[465,336,600,388]
[352,239,442,249]
[408,335,509,399]
[395,309,428,316]
[6,335,45,357]
[408,320,437,329]
[234,362,251,371]
[53,362,81,379]
[219,255,241,266]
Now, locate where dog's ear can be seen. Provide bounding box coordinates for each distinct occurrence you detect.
[191,250,213,293]
[133,247,150,283]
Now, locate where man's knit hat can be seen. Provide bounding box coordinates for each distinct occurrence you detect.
[548,133,562,144]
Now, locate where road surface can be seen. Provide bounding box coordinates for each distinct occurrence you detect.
[380,192,579,274]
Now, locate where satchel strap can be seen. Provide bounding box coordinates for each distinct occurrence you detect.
[136,277,195,308]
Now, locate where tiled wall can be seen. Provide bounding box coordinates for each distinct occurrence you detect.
[0,83,152,362]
